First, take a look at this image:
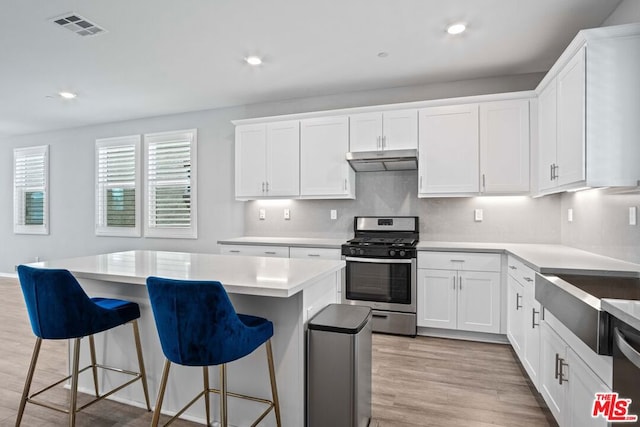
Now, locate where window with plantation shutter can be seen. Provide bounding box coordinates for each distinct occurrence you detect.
[95,135,141,237]
[14,145,49,235]
[144,129,197,239]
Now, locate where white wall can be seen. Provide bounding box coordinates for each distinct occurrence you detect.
[603,0,640,26]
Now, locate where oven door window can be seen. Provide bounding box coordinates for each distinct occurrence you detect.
[346,260,411,304]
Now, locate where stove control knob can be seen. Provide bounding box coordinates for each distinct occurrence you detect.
[399,250,406,257]
[358,248,365,255]
[389,250,396,257]
[350,247,356,255]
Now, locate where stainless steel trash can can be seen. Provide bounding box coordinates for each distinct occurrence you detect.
[307,303,372,427]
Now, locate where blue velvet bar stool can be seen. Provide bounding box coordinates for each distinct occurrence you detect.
[146,276,282,427]
[15,265,151,427]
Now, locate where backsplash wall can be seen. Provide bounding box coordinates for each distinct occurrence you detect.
[244,171,562,243]
[561,188,640,264]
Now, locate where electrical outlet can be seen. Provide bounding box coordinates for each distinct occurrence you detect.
[567,208,573,222]
[259,209,266,220]
[330,209,337,220]
[284,208,290,220]
[630,207,637,226]
[474,209,483,222]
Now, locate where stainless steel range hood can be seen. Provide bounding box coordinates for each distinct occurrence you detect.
[345,149,418,172]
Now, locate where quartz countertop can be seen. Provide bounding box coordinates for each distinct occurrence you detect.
[31,250,345,298]
[602,299,640,331]
[416,241,640,278]
[217,236,347,249]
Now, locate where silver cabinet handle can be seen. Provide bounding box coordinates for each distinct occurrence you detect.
[262,182,265,192]
[307,254,320,257]
[482,174,486,192]
[344,178,347,191]
[452,276,456,290]
[554,164,559,180]
[554,353,560,379]
[532,308,540,328]
[516,293,522,310]
[550,164,554,181]
[229,250,240,253]
[266,181,269,192]
[459,276,462,290]
[559,357,569,385]
[264,251,277,255]
[524,277,533,283]
[614,327,640,370]
[509,265,517,270]
[450,259,466,263]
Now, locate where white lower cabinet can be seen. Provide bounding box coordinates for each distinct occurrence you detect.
[417,252,501,334]
[506,256,541,388]
[219,244,290,258]
[540,321,610,427]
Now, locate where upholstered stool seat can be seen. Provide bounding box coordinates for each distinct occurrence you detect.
[15,265,151,426]
[146,276,281,427]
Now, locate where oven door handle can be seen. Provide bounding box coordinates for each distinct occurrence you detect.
[344,257,413,264]
[614,327,640,370]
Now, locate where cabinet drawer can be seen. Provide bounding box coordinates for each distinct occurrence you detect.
[507,255,536,285]
[290,247,341,260]
[418,251,500,272]
[220,244,289,258]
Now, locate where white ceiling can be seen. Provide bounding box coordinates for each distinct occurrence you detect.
[0,0,622,137]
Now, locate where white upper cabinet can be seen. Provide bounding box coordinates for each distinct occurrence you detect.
[535,24,640,194]
[349,109,418,152]
[479,99,530,194]
[418,104,479,197]
[235,121,300,199]
[300,116,355,199]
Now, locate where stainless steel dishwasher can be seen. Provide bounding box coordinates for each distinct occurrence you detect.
[307,303,372,427]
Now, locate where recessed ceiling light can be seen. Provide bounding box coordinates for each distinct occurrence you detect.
[245,56,263,66]
[447,23,466,35]
[58,91,77,99]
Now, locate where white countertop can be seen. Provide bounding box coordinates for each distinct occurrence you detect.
[32,250,345,298]
[602,299,640,331]
[218,236,346,249]
[417,241,640,277]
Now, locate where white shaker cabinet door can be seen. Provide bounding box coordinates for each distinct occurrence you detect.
[418,104,479,196]
[540,322,568,425]
[479,99,530,194]
[235,124,267,198]
[566,348,610,427]
[266,121,300,197]
[456,271,501,334]
[417,269,457,330]
[382,109,418,150]
[506,275,525,356]
[349,112,383,152]
[537,79,558,192]
[300,116,355,199]
[556,46,586,188]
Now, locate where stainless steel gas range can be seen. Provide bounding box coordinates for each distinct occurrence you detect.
[341,216,418,336]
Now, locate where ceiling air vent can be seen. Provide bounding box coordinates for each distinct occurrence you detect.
[51,13,106,37]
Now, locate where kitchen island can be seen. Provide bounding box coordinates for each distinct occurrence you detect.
[32,250,345,427]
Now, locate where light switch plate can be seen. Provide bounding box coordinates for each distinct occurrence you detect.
[630,206,637,226]
[284,208,290,220]
[567,208,573,222]
[474,209,483,222]
[330,209,337,220]
[259,208,266,220]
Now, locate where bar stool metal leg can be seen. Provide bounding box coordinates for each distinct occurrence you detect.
[203,367,211,426]
[151,359,172,427]
[131,320,151,411]
[220,364,228,427]
[88,335,100,398]
[266,340,282,427]
[15,338,42,427]
[69,338,81,427]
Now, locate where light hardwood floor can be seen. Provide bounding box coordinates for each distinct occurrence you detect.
[0,277,554,426]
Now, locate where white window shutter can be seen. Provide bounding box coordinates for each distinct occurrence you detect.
[144,129,197,239]
[14,145,49,235]
[95,135,141,237]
